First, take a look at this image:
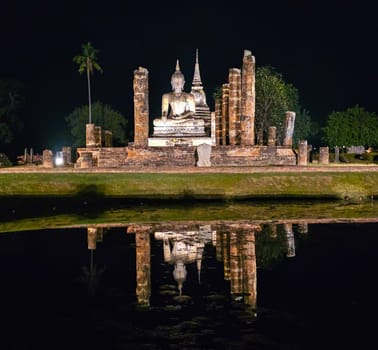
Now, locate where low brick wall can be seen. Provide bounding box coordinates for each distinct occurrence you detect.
[211,146,296,166]
[76,145,297,168]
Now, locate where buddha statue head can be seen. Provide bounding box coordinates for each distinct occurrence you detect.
[171,60,185,93]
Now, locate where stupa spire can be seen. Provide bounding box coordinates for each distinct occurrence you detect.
[192,48,202,86]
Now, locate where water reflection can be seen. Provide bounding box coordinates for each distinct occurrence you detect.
[1,218,378,349]
[83,221,309,311]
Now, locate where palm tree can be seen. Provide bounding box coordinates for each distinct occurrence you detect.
[73,42,103,124]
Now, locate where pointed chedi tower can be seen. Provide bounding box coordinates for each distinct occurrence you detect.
[191,49,211,133]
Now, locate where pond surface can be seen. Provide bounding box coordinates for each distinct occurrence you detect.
[0,201,377,349]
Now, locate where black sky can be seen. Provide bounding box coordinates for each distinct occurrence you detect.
[1,0,377,156]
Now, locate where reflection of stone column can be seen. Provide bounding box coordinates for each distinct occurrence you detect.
[240,50,255,146]
[216,231,223,262]
[134,229,151,306]
[242,229,257,308]
[87,227,98,250]
[133,67,149,147]
[230,230,241,296]
[284,223,295,257]
[215,97,222,146]
[283,111,296,146]
[221,84,229,145]
[86,124,96,148]
[268,126,277,146]
[269,224,277,238]
[229,225,258,308]
[222,232,230,280]
[297,222,308,234]
[319,146,329,164]
[298,140,308,166]
[228,68,241,145]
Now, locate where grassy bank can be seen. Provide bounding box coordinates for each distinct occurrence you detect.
[0,170,377,200]
[0,199,377,233]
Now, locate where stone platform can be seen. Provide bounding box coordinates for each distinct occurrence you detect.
[148,137,213,147]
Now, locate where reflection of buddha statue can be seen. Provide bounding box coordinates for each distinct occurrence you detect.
[153,60,204,127]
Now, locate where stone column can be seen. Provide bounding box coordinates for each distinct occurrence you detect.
[298,140,308,166]
[104,131,112,147]
[240,50,255,146]
[221,83,229,145]
[133,67,149,147]
[319,146,329,164]
[283,111,296,147]
[211,112,216,146]
[215,97,222,146]
[62,146,72,165]
[228,68,241,145]
[94,126,102,147]
[334,146,340,163]
[42,149,54,168]
[86,124,96,148]
[268,126,277,146]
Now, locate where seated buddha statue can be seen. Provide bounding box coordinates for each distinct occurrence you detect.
[153,60,204,127]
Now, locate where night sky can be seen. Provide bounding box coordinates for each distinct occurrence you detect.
[1,0,377,157]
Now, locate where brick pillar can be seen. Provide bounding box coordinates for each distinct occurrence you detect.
[298,140,308,166]
[268,126,277,146]
[215,97,222,146]
[62,146,72,165]
[319,146,329,164]
[133,67,149,147]
[240,50,255,146]
[94,126,102,147]
[86,124,96,147]
[221,83,229,145]
[283,111,296,147]
[42,149,54,168]
[228,69,241,145]
[104,131,112,147]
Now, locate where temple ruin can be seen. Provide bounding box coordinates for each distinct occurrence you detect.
[76,49,297,168]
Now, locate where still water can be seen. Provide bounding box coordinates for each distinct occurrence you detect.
[1,217,377,349]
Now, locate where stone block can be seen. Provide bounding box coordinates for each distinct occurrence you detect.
[197,143,212,167]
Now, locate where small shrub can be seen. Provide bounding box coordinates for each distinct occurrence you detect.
[0,153,12,167]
